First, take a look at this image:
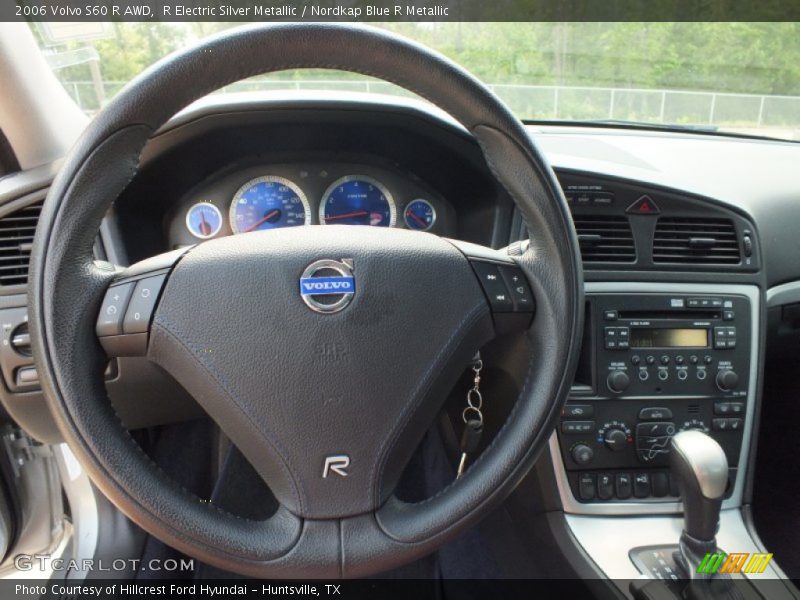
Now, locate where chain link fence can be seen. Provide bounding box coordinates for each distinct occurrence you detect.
[62,79,800,139]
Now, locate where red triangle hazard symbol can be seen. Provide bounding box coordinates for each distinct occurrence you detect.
[626,195,660,215]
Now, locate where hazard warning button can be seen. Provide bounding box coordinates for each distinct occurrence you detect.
[626,195,660,215]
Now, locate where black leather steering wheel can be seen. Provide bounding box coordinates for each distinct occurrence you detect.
[29,23,583,578]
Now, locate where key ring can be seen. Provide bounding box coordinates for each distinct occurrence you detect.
[462,406,483,425]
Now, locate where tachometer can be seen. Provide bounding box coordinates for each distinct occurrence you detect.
[230,176,311,233]
[320,176,395,227]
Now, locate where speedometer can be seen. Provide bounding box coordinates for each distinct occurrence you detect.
[319,176,396,227]
[230,176,311,233]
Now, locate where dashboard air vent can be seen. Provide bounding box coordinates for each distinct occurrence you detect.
[0,202,42,286]
[652,217,740,265]
[572,215,636,263]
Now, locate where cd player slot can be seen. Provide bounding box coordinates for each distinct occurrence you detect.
[617,310,721,320]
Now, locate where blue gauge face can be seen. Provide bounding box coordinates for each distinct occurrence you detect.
[320,176,395,227]
[186,202,223,239]
[404,199,436,231]
[230,176,310,234]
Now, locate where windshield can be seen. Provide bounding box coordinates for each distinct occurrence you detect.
[32,22,800,142]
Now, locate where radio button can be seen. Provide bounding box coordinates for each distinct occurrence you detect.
[638,407,673,421]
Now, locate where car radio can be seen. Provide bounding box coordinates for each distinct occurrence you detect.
[556,291,753,504]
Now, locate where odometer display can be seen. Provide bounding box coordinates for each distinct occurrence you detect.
[230,176,311,233]
[320,176,395,227]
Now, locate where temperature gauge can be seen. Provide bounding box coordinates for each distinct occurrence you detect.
[403,199,436,231]
[185,202,223,239]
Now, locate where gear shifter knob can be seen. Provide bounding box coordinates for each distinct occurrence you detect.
[670,431,728,542]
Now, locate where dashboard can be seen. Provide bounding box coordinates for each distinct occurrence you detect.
[1,95,799,524]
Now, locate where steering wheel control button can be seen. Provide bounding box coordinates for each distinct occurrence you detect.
[122,275,167,334]
[498,266,534,312]
[639,407,673,421]
[470,262,513,312]
[96,282,135,336]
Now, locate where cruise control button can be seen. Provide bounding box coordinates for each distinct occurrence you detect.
[122,275,167,334]
[471,262,513,312]
[498,266,535,313]
[96,282,135,337]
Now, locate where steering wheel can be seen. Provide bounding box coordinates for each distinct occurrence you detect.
[29,24,582,578]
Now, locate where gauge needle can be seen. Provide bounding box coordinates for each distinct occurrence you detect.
[406,211,428,228]
[325,210,369,222]
[244,209,280,232]
[198,211,212,236]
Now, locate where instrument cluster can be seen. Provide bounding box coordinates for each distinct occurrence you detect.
[171,162,449,247]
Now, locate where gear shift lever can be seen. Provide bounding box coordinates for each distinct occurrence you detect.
[670,430,729,582]
[671,430,729,542]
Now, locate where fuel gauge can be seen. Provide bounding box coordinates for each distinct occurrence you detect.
[186,202,223,239]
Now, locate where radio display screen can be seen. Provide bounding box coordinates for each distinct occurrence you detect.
[630,328,709,348]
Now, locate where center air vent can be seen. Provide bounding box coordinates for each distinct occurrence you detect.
[572,215,636,263]
[653,217,740,265]
[0,202,42,287]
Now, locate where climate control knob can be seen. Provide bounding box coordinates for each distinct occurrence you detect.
[716,369,739,392]
[571,444,594,466]
[607,370,630,394]
[604,428,629,452]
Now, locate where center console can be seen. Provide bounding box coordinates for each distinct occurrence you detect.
[551,282,759,514]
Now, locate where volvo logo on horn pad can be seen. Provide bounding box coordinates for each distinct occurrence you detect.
[299,259,355,314]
